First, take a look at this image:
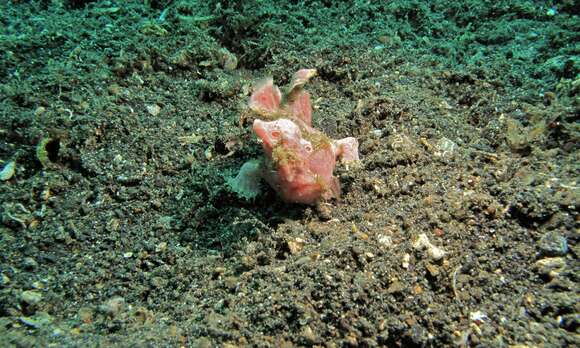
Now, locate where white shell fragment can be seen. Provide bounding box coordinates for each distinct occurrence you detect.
[412,233,446,260]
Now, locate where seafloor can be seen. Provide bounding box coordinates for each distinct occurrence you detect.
[0,1,578,347]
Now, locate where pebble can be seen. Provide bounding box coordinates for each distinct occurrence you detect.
[300,325,318,344]
[538,231,568,257]
[78,307,94,324]
[0,160,16,181]
[21,290,42,305]
[425,263,440,277]
[287,238,305,255]
[402,253,411,269]
[221,51,238,71]
[0,274,10,287]
[204,147,213,160]
[434,137,457,157]
[146,104,161,116]
[371,129,384,137]
[387,280,405,294]
[19,312,53,329]
[98,297,125,317]
[31,281,44,290]
[315,202,333,220]
[22,257,38,271]
[377,234,393,248]
[34,106,46,117]
[535,257,566,279]
[469,311,488,324]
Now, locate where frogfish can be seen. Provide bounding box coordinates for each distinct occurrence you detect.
[229,69,359,205]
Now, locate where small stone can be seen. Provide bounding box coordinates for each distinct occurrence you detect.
[315,202,332,220]
[78,307,94,324]
[377,234,393,248]
[387,280,405,294]
[425,263,440,277]
[107,84,122,95]
[204,147,213,160]
[287,238,305,255]
[371,129,384,137]
[0,160,16,181]
[34,106,46,117]
[295,256,312,265]
[146,104,161,116]
[469,311,488,325]
[31,281,44,290]
[0,273,10,287]
[345,332,358,346]
[19,312,52,329]
[21,290,42,305]
[92,6,121,15]
[535,257,566,279]
[300,325,318,344]
[155,242,168,253]
[150,276,165,288]
[402,253,411,270]
[356,231,369,240]
[98,297,125,317]
[223,276,238,290]
[52,225,69,243]
[191,338,213,348]
[538,231,568,257]
[220,49,238,71]
[377,35,390,44]
[434,137,457,157]
[22,257,38,271]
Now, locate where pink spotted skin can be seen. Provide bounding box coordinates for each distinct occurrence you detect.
[249,69,359,205]
[253,119,339,204]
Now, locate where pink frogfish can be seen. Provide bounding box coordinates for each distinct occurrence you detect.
[229,69,359,205]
